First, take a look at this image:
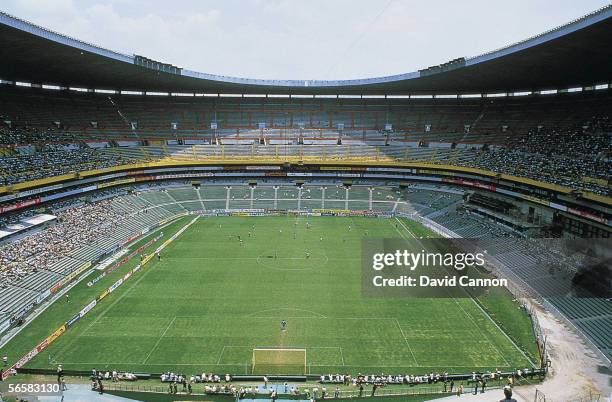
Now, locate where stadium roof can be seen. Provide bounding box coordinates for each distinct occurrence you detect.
[0,6,611,95]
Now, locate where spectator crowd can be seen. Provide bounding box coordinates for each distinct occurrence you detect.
[458,120,610,195]
[0,200,124,287]
[0,145,136,186]
[0,126,78,146]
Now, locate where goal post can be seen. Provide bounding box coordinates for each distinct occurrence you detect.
[251,348,307,375]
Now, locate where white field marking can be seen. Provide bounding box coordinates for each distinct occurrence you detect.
[217,345,254,365]
[216,346,227,365]
[196,188,207,211]
[395,217,417,239]
[255,255,330,271]
[261,264,313,271]
[450,297,511,367]
[142,316,177,364]
[304,346,345,367]
[394,319,418,366]
[52,360,512,368]
[322,236,330,264]
[391,220,410,241]
[392,197,401,212]
[246,346,344,367]
[348,216,357,234]
[170,315,385,320]
[322,317,398,320]
[394,216,530,366]
[52,259,169,359]
[80,316,483,341]
[257,256,328,260]
[53,217,199,359]
[309,364,347,367]
[467,297,537,368]
[53,362,249,366]
[167,256,357,260]
[243,315,405,321]
[244,308,327,318]
[305,364,510,368]
[249,316,328,319]
[244,316,410,321]
[0,215,187,351]
[235,309,528,369]
[388,216,411,240]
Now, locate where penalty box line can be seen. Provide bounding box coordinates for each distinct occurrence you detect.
[54,217,197,364]
[390,218,510,367]
[171,315,418,368]
[142,316,177,364]
[49,360,518,369]
[393,217,417,239]
[392,217,526,368]
[394,319,419,366]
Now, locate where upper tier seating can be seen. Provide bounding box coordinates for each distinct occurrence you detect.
[0,87,610,194]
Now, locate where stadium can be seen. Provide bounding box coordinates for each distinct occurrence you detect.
[0,3,610,402]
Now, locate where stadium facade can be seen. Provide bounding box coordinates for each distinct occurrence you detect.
[0,6,611,94]
[0,6,609,236]
[0,4,610,391]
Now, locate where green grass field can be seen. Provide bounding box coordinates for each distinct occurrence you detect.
[7,215,538,375]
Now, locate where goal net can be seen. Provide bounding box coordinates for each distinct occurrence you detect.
[251,348,307,375]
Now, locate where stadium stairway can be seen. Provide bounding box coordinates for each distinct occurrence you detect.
[0,285,38,315]
[11,269,62,293]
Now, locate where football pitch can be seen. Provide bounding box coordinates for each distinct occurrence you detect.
[17,216,538,375]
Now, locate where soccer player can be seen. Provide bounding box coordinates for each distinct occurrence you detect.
[281,320,287,330]
[156,252,161,261]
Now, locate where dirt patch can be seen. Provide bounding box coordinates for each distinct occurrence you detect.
[512,303,610,401]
